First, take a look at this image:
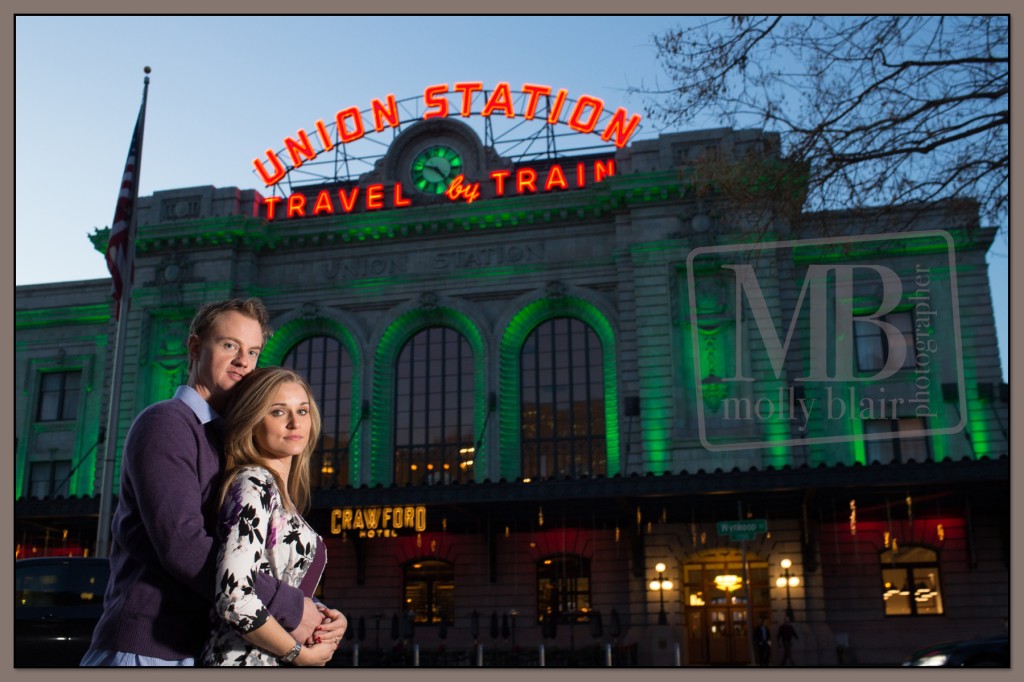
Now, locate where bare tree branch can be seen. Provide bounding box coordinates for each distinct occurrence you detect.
[635,15,1009,229]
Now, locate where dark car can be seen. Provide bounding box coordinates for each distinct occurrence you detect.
[902,635,1009,667]
[15,556,110,668]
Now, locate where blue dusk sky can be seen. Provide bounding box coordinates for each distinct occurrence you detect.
[14,15,1008,381]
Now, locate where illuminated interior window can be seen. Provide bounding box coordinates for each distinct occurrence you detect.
[393,327,475,485]
[403,559,454,625]
[282,336,353,489]
[880,546,944,617]
[36,370,81,422]
[520,318,606,480]
[855,310,915,373]
[537,554,591,624]
[864,417,929,464]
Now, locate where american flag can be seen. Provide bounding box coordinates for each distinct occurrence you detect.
[106,87,148,317]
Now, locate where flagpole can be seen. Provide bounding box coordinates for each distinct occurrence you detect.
[96,67,151,558]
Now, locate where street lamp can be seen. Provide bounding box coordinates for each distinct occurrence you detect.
[649,562,673,625]
[776,558,800,621]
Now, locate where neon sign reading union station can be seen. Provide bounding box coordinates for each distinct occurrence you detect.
[252,81,641,221]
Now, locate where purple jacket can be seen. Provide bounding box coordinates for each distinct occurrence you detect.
[88,393,304,660]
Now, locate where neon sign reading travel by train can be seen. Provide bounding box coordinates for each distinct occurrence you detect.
[252,81,643,188]
[262,158,617,221]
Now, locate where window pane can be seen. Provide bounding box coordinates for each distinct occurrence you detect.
[897,418,929,463]
[536,555,592,623]
[27,461,71,499]
[282,336,353,489]
[855,321,885,372]
[36,371,81,422]
[863,421,895,464]
[520,319,605,480]
[855,312,915,373]
[880,546,943,616]
[404,560,454,624]
[393,327,475,485]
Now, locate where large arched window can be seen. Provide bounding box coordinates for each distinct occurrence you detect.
[282,336,353,489]
[393,327,475,485]
[521,318,606,479]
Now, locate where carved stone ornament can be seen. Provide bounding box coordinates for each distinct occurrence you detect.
[419,292,440,311]
[301,301,320,319]
[545,281,567,300]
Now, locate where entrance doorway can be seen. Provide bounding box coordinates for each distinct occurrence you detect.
[682,550,770,666]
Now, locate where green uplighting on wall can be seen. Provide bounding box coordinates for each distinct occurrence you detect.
[370,306,487,486]
[260,316,365,483]
[499,295,620,480]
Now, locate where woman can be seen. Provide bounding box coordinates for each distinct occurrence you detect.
[201,367,339,666]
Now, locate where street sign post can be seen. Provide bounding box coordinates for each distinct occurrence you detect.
[717,519,767,541]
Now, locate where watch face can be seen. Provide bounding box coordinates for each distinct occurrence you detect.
[410,145,464,195]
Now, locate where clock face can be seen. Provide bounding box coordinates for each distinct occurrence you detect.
[410,145,464,195]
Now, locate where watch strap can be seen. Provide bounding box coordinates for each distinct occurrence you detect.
[279,641,302,663]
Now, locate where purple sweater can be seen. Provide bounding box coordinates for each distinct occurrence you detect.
[88,395,304,660]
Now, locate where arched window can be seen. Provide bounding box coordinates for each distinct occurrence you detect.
[880,545,944,616]
[537,554,592,624]
[393,327,475,485]
[282,336,353,489]
[521,318,606,479]
[403,559,454,625]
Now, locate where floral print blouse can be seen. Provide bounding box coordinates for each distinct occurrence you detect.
[201,466,325,666]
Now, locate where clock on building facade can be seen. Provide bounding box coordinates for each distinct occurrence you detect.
[410,144,464,195]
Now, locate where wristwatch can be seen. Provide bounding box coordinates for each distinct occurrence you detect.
[279,641,302,664]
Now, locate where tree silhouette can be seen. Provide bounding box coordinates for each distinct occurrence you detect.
[636,16,1007,231]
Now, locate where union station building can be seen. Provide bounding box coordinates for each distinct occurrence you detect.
[15,86,1009,666]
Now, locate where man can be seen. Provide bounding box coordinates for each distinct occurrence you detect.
[753,617,772,666]
[777,615,798,666]
[82,299,346,666]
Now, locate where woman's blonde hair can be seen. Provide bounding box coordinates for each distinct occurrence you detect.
[219,367,321,514]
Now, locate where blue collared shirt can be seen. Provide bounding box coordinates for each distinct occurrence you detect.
[173,385,218,424]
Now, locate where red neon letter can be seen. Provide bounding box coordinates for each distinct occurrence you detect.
[393,183,411,207]
[337,187,359,213]
[285,130,317,168]
[315,119,335,152]
[516,168,538,194]
[547,89,568,124]
[287,193,307,218]
[423,84,449,119]
[490,170,511,196]
[568,95,603,134]
[594,160,616,183]
[576,162,586,187]
[521,83,552,120]
[335,106,365,143]
[263,196,283,220]
[313,190,335,215]
[544,164,568,191]
[453,82,484,117]
[481,82,515,119]
[372,94,400,131]
[366,184,384,210]
[601,107,642,147]
[253,149,286,187]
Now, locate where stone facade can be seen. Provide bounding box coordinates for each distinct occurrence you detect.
[15,123,1009,665]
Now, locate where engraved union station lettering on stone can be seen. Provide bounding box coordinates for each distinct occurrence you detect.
[432,243,544,270]
[323,255,409,280]
[321,243,545,280]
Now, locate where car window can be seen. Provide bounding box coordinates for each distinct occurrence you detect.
[15,562,109,609]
